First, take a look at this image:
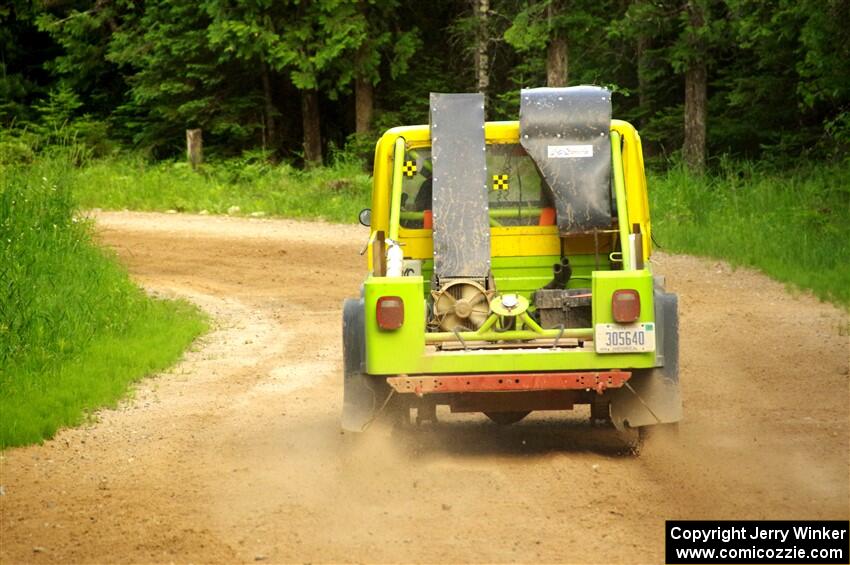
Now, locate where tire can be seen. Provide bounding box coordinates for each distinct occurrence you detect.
[484,411,531,425]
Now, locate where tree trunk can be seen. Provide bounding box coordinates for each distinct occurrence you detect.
[635,0,653,158]
[260,61,276,151]
[186,129,202,169]
[546,1,567,87]
[301,89,322,167]
[683,64,706,171]
[354,43,375,134]
[682,0,707,173]
[473,0,489,95]
[355,77,373,134]
[546,37,568,87]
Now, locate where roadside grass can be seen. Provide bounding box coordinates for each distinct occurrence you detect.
[649,161,850,306]
[1,158,208,448]
[71,152,371,224]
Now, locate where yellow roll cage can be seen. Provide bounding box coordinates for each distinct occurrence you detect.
[369,120,652,264]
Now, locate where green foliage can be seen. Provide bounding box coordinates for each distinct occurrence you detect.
[651,160,850,305]
[505,0,606,54]
[34,0,124,113]
[504,2,550,53]
[0,1,55,125]
[0,158,207,447]
[0,134,36,165]
[33,84,82,132]
[105,0,262,154]
[795,0,850,110]
[3,0,848,163]
[205,0,367,93]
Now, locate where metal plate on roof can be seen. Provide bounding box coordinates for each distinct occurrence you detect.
[519,86,612,233]
[430,92,491,280]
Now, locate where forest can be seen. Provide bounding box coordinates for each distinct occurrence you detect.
[2,0,848,169]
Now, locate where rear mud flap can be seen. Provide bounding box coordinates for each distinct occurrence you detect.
[342,372,378,432]
[342,298,372,431]
[610,290,682,429]
[341,298,383,432]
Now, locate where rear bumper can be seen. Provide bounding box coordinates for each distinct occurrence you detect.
[387,370,631,396]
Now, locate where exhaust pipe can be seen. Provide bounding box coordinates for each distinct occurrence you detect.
[543,257,573,290]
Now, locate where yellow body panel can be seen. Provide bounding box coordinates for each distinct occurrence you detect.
[396,225,561,259]
[369,120,652,263]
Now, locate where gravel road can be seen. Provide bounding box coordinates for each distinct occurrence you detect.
[1,211,847,563]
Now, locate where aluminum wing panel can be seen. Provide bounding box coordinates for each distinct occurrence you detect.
[430,93,491,280]
[519,86,612,233]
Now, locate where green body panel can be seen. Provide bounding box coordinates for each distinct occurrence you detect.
[363,268,657,376]
[591,269,654,325]
[363,276,426,375]
[417,348,656,374]
[590,268,657,368]
[561,254,606,289]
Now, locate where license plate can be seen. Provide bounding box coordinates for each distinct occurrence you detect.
[595,323,655,353]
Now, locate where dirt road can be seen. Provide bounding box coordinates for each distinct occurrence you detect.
[1,211,848,564]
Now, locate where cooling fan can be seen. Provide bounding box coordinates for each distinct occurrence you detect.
[431,279,493,332]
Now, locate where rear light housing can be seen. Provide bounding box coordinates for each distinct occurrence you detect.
[612,289,640,323]
[376,296,404,330]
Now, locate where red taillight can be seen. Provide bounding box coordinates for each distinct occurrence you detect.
[376,296,404,330]
[612,289,640,323]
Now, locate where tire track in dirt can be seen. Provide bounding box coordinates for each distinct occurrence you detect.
[1,211,847,564]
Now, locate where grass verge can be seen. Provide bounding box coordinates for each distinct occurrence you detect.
[650,161,850,306]
[70,152,371,224]
[1,158,208,449]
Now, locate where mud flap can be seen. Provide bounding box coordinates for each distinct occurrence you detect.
[342,298,376,432]
[341,298,378,432]
[609,290,682,430]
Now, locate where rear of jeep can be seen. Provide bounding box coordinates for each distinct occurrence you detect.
[342,87,681,436]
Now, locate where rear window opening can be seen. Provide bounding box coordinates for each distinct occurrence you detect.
[399,144,557,229]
